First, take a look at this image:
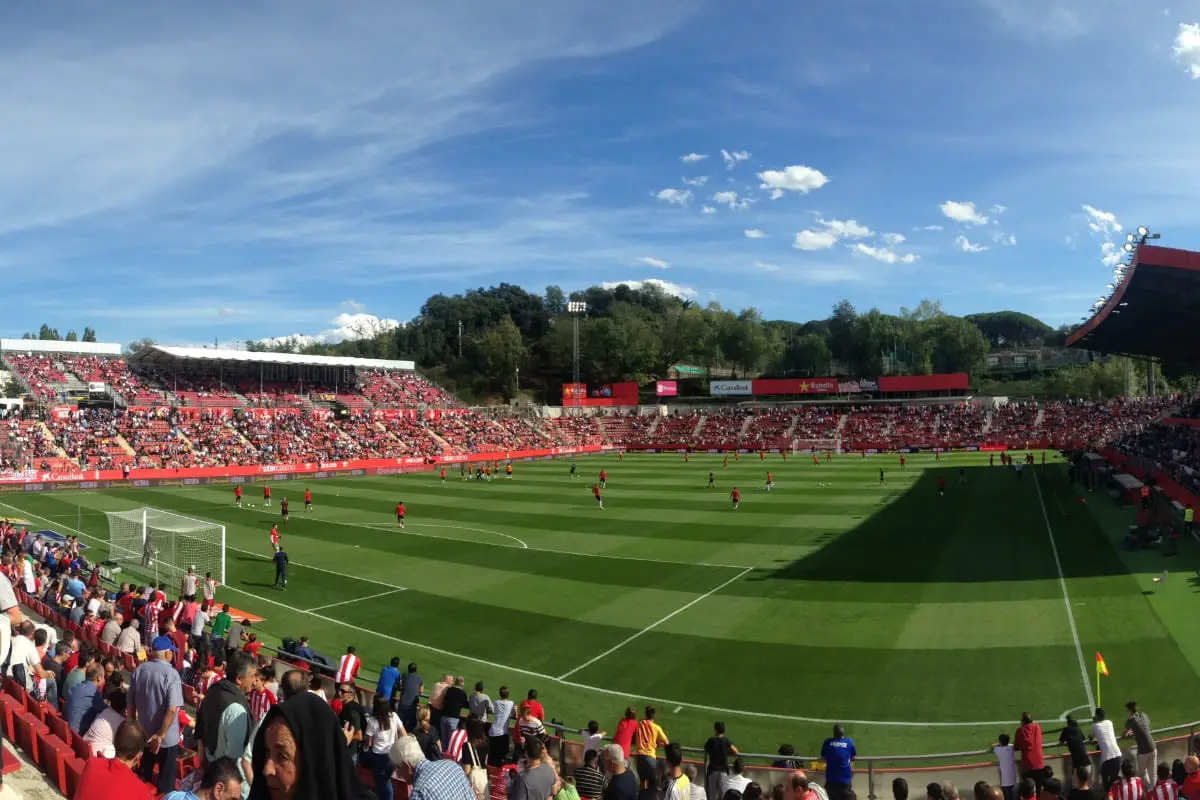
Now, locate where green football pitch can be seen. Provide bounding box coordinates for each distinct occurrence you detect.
[3,452,1200,758]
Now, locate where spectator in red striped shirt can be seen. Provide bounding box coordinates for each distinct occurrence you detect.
[1150,763,1179,800]
[248,669,278,724]
[1110,759,1147,800]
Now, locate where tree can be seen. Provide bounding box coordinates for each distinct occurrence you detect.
[471,318,528,397]
[64,330,78,342]
[827,300,858,364]
[780,333,832,376]
[81,327,97,343]
[964,311,1053,348]
[544,285,567,316]
[126,337,157,355]
[928,316,990,375]
[38,324,61,341]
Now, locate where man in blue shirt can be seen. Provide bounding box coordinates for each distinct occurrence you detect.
[64,570,86,601]
[377,656,402,709]
[820,724,856,800]
[397,662,423,732]
[294,636,316,664]
[66,662,107,735]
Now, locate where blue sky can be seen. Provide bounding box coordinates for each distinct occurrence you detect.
[3,0,1200,346]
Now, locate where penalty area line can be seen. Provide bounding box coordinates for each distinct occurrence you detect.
[556,566,754,681]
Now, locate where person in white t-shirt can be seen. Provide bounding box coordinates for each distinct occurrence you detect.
[994,733,1017,800]
[363,695,406,800]
[83,686,128,758]
[1092,708,1124,791]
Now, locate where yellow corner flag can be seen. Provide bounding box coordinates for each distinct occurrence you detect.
[1096,651,1109,676]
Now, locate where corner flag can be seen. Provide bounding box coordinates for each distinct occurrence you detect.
[1096,651,1108,676]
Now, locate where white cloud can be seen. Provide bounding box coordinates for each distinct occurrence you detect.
[757,165,830,199]
[682,175,708,187]
[712,190,752,211]
[990,204,1007,214]
[1173,23,1200,78]
[720,149,750,169]
[261,310,402,348]
[680,152,708,163]
[916,224,944,231]
[882,232,906,245]
[753,260,780,272]
[851,244,918,264]
[744,229,767,239]
[599,279,696,299]
[656,188,693,207]
[635,256,670,269]
[793,229,840,251]
[955,235,988,253]
[1100,241,1123,268]
[1081,204,1121,236]
[700,206,717,214]
[990,231,1017,246]
[792,217,872,250]
[940,201,989,226]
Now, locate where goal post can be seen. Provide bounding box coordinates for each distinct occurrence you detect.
[104,508,226,586]
[793,438,842,453]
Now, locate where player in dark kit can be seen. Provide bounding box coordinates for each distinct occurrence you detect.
[569,463,577,480]
[879,469,886,486]
[396,501,406,529]
[280,497,289,523]
[937,476,946,497]
[273,547,289,588]
[707,471,716,488]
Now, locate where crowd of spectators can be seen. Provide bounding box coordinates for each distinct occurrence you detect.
[0,418,57,471]
[59,357,156,405]
[695,409,754,445]
[46,408,129,469]
[5,355,69,401]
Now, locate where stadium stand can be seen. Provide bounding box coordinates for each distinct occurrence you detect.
[648,412,704,444]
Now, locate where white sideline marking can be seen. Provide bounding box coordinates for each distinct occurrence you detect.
[2,501,1066,729]
[1031,469,1097,713]
[556,566,754,680]
[673,706,682,714]
[305,588,406,612]
[0,502,404,592]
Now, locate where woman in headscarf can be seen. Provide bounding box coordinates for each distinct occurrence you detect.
[248,691,375,800]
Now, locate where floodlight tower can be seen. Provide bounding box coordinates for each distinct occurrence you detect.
[567,301,588,414]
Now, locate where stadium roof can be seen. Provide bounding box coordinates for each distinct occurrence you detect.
[0,339,122,357]
[1066,244,1200,364]
[132,345,415,371]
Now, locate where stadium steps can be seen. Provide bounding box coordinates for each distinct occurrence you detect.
[782,413,802,438]
[982,409,994,434]
[523,419,554,442]
[594,417,611,442]
[114,435,137,458]
[37,423,69,460]
[690,414,706,440]
[645,416,661,438]
[426,428,453,453]
[836,413,849,432]
[737,414,756,438]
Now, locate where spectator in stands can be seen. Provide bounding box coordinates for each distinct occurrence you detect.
[1066,767,1095,800]
[1093,709,1123,790]
[705,721,740,799]
[376,656,401,709]
[488,685,515,767]
[575,749,607,800]
[211,603,232,652]
[1059,718,1090,777]
[1180,757,1200,800]
[1111,759,1145,800]
[363,694,407,800]
[469,680,493,722]
[633,706,669,780]
[665,742,689,799]
[391,733,475,800]
[83,683,128,757]
[66,661,107,734]
[894,778,909,800]
[295,635,316,663]
[165,755,245,800]
[8,619,57,705]
[75,719,156,800]
[1124,702,1156,786]
[248,692,372,800]
[116,618,142,656]
[336,683,367,764]
[613,706,638,761]
[1015,713,1047,792]
[413,706,441,762]
[510,736,559,799]
[397,662,423,730]
[196,650,254,778]
[441,675,469,747]
[428,671,452,728]
[821,724,856,800]
[723,760,750,797]
[0,561,24,668]
[129,636,185,793]
[601,743,638,800]
[101,609,123,645]
[41,639,71,688]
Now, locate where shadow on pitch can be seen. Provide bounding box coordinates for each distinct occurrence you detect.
[746,464,1134,585]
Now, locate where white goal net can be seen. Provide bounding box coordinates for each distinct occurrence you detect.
[793,438,842,453]
[104,508,226,586]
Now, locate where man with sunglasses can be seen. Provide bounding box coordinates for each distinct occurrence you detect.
[337,683,367,764]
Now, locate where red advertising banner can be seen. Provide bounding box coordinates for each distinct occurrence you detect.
[1162,417,1200,428]
[750,378,838,396]
[656,380,678,397]
[560,382,639,407]
[876,373,969,392]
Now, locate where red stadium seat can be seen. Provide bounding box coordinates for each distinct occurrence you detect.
[71,732,93,761]
[37,731,73,791]
[63,755,87,797]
